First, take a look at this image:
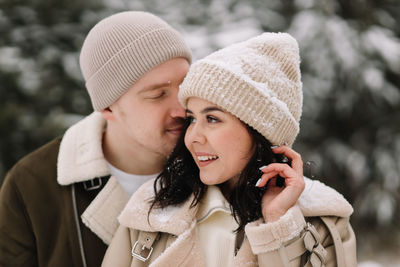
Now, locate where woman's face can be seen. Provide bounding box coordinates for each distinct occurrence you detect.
[184,97,254,188]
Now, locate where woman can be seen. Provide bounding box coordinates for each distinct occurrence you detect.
[102,33,357,267]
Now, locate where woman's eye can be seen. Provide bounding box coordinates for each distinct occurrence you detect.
[206,115,219,123]
[186,116,196,124]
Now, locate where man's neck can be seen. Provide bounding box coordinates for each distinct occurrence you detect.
[102,127,165,175]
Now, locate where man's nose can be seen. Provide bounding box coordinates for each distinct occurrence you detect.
[170,89,186,118]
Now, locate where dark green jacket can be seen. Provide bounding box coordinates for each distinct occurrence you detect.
[0,137,108,267]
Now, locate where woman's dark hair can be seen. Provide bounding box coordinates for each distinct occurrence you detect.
[150,121,287,232]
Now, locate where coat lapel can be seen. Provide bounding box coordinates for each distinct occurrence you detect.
[81,176,129,245]
[57,112,109,185]
[119,180,205,266]
[150,222,205,267]
[118,179,198,236]
[56,112,128,244]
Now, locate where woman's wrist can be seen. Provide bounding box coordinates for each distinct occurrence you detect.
[263,208,287,222]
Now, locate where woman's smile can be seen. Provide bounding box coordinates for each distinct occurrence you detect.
[195,152,219,167]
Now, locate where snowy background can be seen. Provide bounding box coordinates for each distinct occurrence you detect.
[0,0,399,265]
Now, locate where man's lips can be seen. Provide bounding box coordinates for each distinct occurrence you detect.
[166,118,185,136]
[166,127,183,136]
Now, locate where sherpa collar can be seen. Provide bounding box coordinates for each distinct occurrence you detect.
[119,179,199,236]
[57,112,110,185]
[119,177,354,234]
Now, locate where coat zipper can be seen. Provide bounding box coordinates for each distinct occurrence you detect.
[72,184,88,267]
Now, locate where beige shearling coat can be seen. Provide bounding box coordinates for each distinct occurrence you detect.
[102,178,357,267]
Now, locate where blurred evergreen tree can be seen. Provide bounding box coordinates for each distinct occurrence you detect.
[1,0,399,254]
[287,0,400,236]
[0,0,105,179]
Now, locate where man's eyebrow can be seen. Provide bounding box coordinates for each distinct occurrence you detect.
[139,82,171,93]
[186,106,225,114]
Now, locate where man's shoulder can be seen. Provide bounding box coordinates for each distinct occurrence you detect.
[4,136,63,187]
[16,136,62,170]
[6,112,103,186]
[27,136,62,159]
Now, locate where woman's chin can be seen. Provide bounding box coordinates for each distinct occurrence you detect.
[199,176,219,186]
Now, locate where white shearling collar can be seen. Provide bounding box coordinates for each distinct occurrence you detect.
[57,112,110,185]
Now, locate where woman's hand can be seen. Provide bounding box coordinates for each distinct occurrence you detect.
[256,145,305,222]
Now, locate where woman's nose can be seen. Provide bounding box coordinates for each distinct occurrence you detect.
[185,122,206,145]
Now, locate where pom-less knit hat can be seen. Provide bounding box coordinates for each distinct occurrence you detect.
[179,33,302,146]
[80,11,192,111]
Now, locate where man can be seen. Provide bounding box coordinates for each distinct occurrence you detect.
[0,11,191,267]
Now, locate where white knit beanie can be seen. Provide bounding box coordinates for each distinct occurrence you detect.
[80,11,192,111]
[179,33,302,146]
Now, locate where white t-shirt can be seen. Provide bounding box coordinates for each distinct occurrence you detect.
[106,161,159,196]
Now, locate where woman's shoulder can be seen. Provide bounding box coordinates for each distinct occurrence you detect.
[118,178,198,235]
[298,177,353,218]
[117,179,156,227]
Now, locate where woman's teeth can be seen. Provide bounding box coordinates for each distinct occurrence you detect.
[197,155,219,162]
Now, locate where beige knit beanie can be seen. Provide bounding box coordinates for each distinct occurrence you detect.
[179,33,302,146]
[80,11,192,111]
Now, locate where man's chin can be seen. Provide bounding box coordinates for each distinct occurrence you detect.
[159,137,179,157]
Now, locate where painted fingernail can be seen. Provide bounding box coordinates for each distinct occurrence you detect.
[255,178,262,187]
[259,165,267,170]
[283,142,288,146]
[271,145,278,149]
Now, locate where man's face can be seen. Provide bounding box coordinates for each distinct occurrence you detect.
[108,58,189,158]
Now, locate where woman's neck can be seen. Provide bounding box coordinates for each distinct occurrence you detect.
[218,175,240,200]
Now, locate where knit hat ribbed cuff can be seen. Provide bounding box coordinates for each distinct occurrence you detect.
[86,28,191,111]
[179,62,300,146]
